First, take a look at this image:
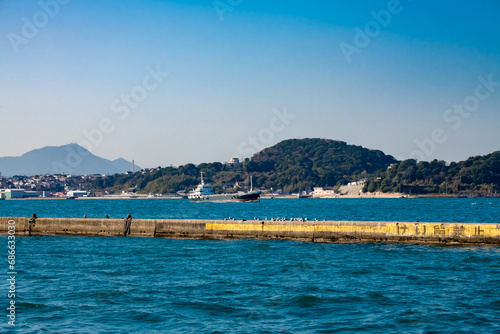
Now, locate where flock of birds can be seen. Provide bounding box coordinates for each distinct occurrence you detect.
[223,217,326,222]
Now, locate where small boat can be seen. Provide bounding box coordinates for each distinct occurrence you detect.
[188,173,261,202]
[297,190,312,198]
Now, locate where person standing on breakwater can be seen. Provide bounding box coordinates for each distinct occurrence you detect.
[123,214,132,236]
[27,213,37,236]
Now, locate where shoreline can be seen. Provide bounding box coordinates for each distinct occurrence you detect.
[1,194,498,200]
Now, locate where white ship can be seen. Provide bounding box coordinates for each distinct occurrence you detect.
[188,173,261,202]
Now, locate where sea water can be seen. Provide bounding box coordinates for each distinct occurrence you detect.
[1,198,499,333]
[1,197,499,223]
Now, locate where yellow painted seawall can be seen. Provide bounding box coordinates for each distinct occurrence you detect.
[1,217,499,244]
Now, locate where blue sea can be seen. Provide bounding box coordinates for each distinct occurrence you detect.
[1,198,500,333]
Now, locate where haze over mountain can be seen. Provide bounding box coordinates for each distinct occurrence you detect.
[0,144,138,177]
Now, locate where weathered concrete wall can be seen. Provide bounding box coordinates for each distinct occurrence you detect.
[0,217,155,237]
[205,221,500,244]
[1,217,499,244]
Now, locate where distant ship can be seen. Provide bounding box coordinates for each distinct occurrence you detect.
[188,173,261,202]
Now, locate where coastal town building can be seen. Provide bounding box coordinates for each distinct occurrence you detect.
[312,187,336,198]
[347,179,369,186]
[5,189,26,199]
[226,157,240,169]
[67,190,88,198]
[0,173,97,198]
[0,189,38,199]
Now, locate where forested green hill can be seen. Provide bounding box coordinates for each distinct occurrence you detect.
[87,138,499,195]
[364,151,500,194]
[245,139,396,192]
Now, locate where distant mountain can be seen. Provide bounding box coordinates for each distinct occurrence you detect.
[0,144,140,177]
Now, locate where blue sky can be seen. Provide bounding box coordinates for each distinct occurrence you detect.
[1,0,499,168]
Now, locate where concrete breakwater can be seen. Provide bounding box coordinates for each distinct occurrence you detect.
[1,217,500,244]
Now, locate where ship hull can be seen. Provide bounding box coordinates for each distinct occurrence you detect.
[189,191,261,203]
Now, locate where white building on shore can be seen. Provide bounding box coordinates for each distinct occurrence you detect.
[67,190,88,198]
[0,189,39,199]
[312,187,337,198]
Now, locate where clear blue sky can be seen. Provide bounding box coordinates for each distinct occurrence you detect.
[1,0,499,168]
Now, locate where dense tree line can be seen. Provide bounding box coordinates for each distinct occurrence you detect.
[245,138,396,192]
[363,151,500,194]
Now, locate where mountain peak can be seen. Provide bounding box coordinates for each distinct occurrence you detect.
[0,145,139,177]
[20,143,90,158]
